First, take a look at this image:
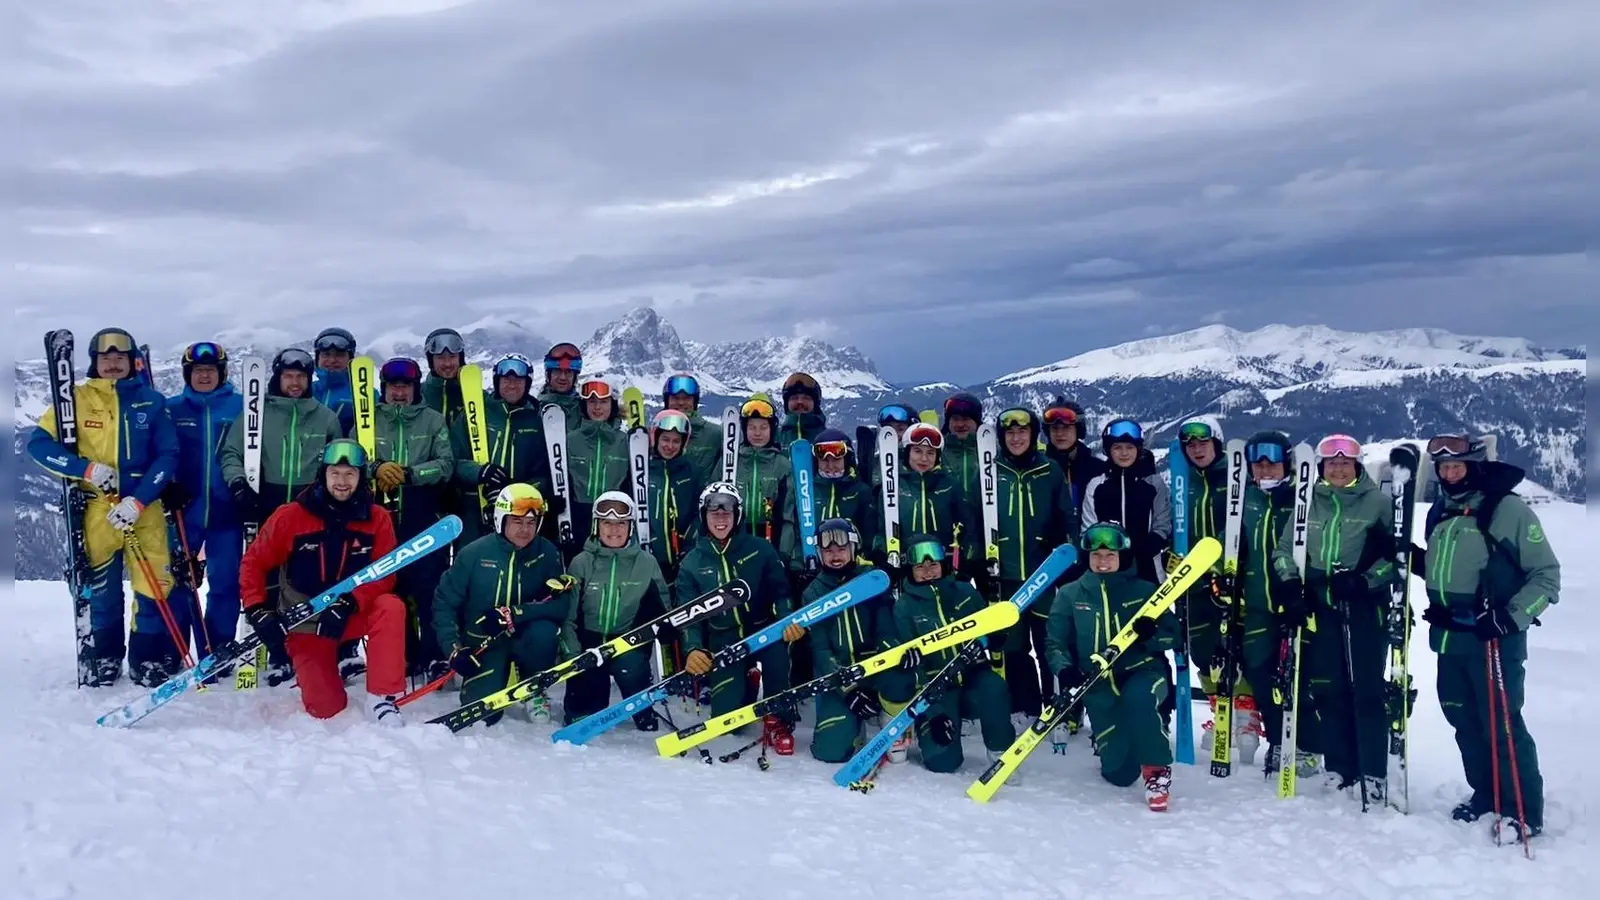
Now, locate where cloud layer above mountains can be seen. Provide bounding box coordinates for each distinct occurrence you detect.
[9,0,1593,383]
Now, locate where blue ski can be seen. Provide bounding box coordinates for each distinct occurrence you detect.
[552,568,891,745]
[833,545,1078,788]
[96,515,463,728]
[1169,439,1195,765]
[791,439,820,572]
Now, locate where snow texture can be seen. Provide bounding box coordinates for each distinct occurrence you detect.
[5,503,1591,900]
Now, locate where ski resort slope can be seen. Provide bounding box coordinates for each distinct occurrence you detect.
[4,503,1591,900]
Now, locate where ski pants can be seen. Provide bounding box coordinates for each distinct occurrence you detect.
[82,497,175,666]
[1001,598,1053,717]
[457,619,563,722]
[165,516,243,657]
[1185,584,1226,695]
[1303,607,1388,781]
[562,627,655,726]
[809,670,916,763]
[1084,666,1173,786]
[916,668,1014,773]
[707,640,792,721]
[397,548,449,672]
[286,593,406,718]
[1437,643,1544,828]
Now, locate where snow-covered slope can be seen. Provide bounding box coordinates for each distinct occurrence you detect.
[6,502,1590,899]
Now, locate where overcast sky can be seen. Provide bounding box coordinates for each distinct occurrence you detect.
[8,0,1594,384]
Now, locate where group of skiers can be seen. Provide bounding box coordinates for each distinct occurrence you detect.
[30,325,1559,842]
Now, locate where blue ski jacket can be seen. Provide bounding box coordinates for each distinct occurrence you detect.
[312,367,354,435]
[30,374,179,507]
[166,382,243,529]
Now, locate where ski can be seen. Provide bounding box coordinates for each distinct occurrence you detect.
[556,570,891,746]
[623,386,646,430]
[629,427,651,549]
[878,426,902,568]
[459,363,491,521]
[1168,439,1195,765]
[97,515,463,728]
[351,356,378,459]
[967,536,1224,803]
[977,422,1001,590]
[918,410,939,426]
[1275,442,1316,798]
[541,404,575,546]
[430,580,753,732]
[44,329,95,686]
[720,404,740,484]
[855,426,878,488]
[791,439,820,572]
[1209,439,1248,777]
[656,586,1020,759]
[234,355,270,690]
[834,545,1079,789]
[1384,441,1428,813]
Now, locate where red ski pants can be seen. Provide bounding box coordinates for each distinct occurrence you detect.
[286,593,406,718]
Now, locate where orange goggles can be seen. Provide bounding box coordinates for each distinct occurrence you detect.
[578,380,614,400]
[814,440,849,459]
[741,398,776,419]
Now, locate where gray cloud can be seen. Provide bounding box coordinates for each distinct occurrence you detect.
[8,0,1594,385]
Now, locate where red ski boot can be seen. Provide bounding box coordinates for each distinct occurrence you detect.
[1143,764,1172,812]
[763,714,795,756]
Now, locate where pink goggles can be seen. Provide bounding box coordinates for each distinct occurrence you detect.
[1316,434,1362,460]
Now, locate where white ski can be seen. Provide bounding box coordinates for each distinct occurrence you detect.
[878,425,902,568]
[542,404,575,547]
[977,422,1001,585]
[720,404,740,484]
[1276,442,1316,798]
[629,427,651,550]
[235,356,270,690]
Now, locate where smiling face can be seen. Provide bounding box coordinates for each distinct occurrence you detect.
[432,352,462,379]
[585,395,611,422]
[1003,425,1031,455]
[705,507,734,540]
[188,364,220,393]
[908,444,938,473]
[744,418,772,449]
[656,430,684,459]
[324,464,360,500]
[96,350,132,380]
[598,518,631,548]
[1322,456,1358,487]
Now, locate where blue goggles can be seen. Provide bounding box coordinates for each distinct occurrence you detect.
[184,342,225,365]
[878,404,914,425]
[1246,442,1287,464]
[1104,419,1143,442]
[495,357,532,378]
[664,374,699,397]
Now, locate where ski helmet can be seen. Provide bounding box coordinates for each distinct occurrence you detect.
[1081,521,1134,571]
[650,409,692,446]
[905,532,948,579]
[942,392,983,430]
[544,342,582,373]
[313,327,357,356]
[181,341,229,382]
[85,328,137,379]
[817,518,860,557]
[902,422,944,452]
[269,347,315,396]
[492,354,534,398]
[997,407,1040,448]
[662,373,700,405]
[1178,415,1225,448]
[739,396,778,425]
[316,439,371,498]
[1042,397,1087,440]
[593,490,636,522]
[379,357,423,403]
[424,328,465,360]
[1244,430,1292,467]
[698,481,744,526]
[1101,417,1145,451]
[781,372,822,409]
[493,483,547,535]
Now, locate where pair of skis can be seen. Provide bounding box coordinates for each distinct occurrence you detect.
[870,421,1001,582]
[1207,440,1248,776]
[1275,442,1317,798]
[43,330,95,686]
[1383,442,1428,813]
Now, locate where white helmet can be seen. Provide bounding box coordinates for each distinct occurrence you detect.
[593,490,636,522]
[493,483,546,535]
[698,481,743,525]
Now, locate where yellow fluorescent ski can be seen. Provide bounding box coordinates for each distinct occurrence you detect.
[458,364,490,512]
[351,356,378,460]
[655,600,1022,758]
[967,537,1222,803]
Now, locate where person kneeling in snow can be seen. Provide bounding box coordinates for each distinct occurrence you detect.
[239,439,408,725]
[1046,521,1176,811]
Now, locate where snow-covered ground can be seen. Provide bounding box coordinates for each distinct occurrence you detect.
[5,503,1591,900]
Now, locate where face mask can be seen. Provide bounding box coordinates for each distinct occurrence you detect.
[1258,477,1285,490]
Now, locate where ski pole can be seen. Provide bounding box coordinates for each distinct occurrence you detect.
[122,528,196,670]
[1336,586,1369,812]
[1486,639,1502,842]
[1488,639,1532,858]
[170,514,216,660]
[397,630,510,707]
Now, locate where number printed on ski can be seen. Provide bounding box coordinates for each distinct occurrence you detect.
[967,536,1223,803]
[97,516,464,728]
[791,439,820,572]
[1168,440,1195,766]
[555,569,891,746]
[878,426,902,568]
[721,404,740,484]
[542,404,575,546]
[45,329,96,687]
[629,428,651,549]
[1210,439,1248,777]
[977,423,1001,583]
[1384,441,1428,813]
[1275,443,1316,798]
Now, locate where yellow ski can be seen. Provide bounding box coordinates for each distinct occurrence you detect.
[459,364,490,517]
[351,356,378,461]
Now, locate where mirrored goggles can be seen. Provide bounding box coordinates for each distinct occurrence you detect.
[814,440,850,460]
[999,409,1034,430]
[1317,435,1362,460]
[819,527,857,549]
[1179,421,1214,443]
[878,405,914,425]
[1082,523,1132,552]
[1246,442,1287,464]
[1042,407,1078,428]
[321,440,367,468]
[425,332,464,355]
[578,380,614,400]
[1104,419,1143,442]
[740,398,775,419]
[907,541,947,565]
[664,374,699,396]
[495,356,532,378]
[594,498,633,520]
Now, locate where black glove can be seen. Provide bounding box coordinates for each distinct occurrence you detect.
[229,479,259,521]
[315,594,357,639]
[474,606,517,639]
[1056,667,1087,693]
[926,713,958,746]
[1401,542,1428,579]
[845,688,881,720]
[898,646,923,672]
[448,646,485,678]
[245,606,288,656]
[1129,615,1158,644]
[1474,606,1518,641]
[1422,604,1471,632]
[545,495,567,519]
[477,464,510,493]
[1329,569,1368,601]
[160,481,192,513]
[1277,582,1311,629]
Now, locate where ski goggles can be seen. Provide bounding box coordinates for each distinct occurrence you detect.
[999,409,1035,430]
[907,540,946,565]
[740,398,775,419]
[701,493,741,514]
[903,424,943,449]
[424,331,464,355]
[1042,407,1079,428]
[183,341,226,366]
[1316,434,1362,460]
[819,525,858,549]
[544,343,582,371]
[943,395,982,421]
[1082,523,1132,552]
[1246,442,1287,464]
[664,374,699,397]
[91,331,136,353]
[1426,434,1474,458]
[578,380,614,400]
[321,440,368,469]
[275,348,315,372]
[814,439,850,460]
[594,497,633,520]
[651,409,691,435]
[313,330,356,353]
[380,358,422,383]
[499,488,547,518]
[494,355,533,378]
[1179,421,1214,444]
[878,404,914,425]
[1103,419,1143,442]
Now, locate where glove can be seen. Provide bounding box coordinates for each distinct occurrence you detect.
[244,605,288,656]
[545,574,578,594]
[1163,550,1186,577]
[448,646,485,679]
[845,688,881,720]
[474,606,518,639]
[230,479,259,520]
[684,648,714,676]
[375,461,407,493]
[1421,604,1464,632]
[782,622,806,643]
[84,462,118,494]
[545,495,567,519]
[160,480,191,513]
[477,464,510,493]
[1400,542,1428,579]
[315,594,357,639]
[898,646,923,672]
[926,713,958,746]
[1277,582,1311,629]
[1056,667,1087,693]
[1474,606,1518,641]
[1329,569,1368,601]
[1129,615,1159,644]
[106,496,145,531]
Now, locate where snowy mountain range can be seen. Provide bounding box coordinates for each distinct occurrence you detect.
[12,311,1586,579]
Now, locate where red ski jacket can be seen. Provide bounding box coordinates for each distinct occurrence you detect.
[241,489,398,615]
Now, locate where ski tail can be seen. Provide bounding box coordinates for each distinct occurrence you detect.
[790,440,819,571]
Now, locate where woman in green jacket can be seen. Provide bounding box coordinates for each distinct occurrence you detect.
[566,378,629,555]
[434,483,571,725]
[638,409,704,581]
[780,428,877,574]
[882,423,971,569]
[1271,434,1398,801]
[1045,521,1176,811]
[560,492,672,730]
[1169,416,1231,755]
[732,396,789,548]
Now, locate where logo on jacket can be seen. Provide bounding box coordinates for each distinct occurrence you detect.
[84,419,104,429]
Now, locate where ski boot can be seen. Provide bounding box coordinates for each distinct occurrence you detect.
[633,709,660,732]
[368,693,404,727]
[130,658,176,689]
[887,730,912,764]
[523,689,551,724]
[1263,743,1282,775]
[1296,752,1322,779]
[1452,797,1492,823]
[1362,776,1387,808]
[90,657,123,687]
[1199,695,1217,753]
[1492,816,1540,846]
[762,714,795,756]
[1235,695,1263,765]
[1143,765,1172,812]
[337,641,366,683]
[1051,720,1075,754]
